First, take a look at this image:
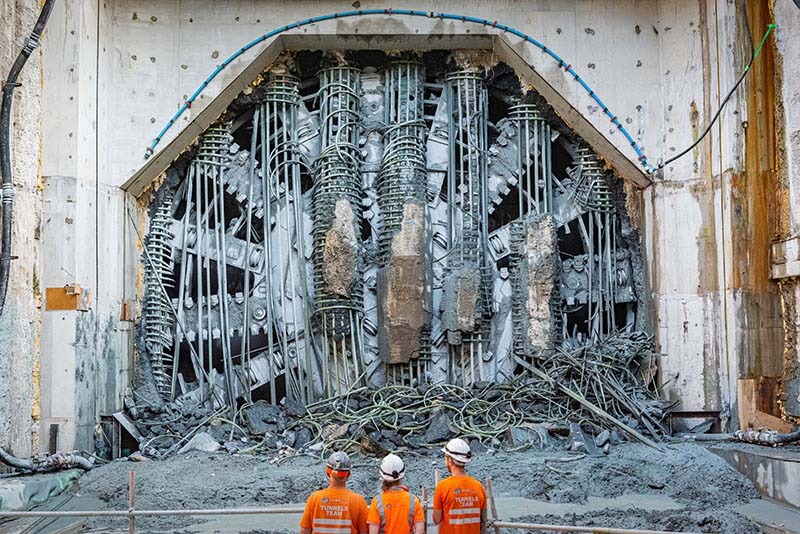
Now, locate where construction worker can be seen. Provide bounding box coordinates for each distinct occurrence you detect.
[432,438,487,534]
[367,454,424,534]
[300,451,369,534]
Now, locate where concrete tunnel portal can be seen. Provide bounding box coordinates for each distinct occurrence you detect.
[137,48,649,411]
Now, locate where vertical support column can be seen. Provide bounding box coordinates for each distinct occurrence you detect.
[142,191,176,401]
[312,64,364,398]
[377,60,431,385]
[506,101,559,370]
[259,73,316,404]
[188,124,234,408]
[441,69,492,387]
[575,145,616,341]
[509,103,552,216]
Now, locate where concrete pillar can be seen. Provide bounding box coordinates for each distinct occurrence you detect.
[39,0,135,452]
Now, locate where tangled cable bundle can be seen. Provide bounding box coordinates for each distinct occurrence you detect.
[131,332,671,458]
[288,332,671,455]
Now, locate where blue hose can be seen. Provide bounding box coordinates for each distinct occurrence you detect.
[145,9,654,172]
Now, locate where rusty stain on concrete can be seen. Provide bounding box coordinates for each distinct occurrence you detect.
[727,0,785,394]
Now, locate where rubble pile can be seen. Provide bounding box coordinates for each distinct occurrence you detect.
[129,332,672,459]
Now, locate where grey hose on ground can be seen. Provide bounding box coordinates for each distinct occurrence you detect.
[0,446,33,470]
[733,427,800,446]
[0,447,94,472]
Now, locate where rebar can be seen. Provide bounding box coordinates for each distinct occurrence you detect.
[259,73,318,404]
[143,191,176,400]
[377,60,427,261]
[574,145,617,340]
[509,103,553,216]
[311,64,365,398]
[197,124,237,412]
[378,59,431,384]
[443,69,492,387]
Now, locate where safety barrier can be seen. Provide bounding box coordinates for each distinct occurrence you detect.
[0,471,703,534]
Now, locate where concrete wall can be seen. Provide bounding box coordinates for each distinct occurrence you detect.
[640,0,789,429]
[108,0,663,188]
[37,0,137,452]
[107,0,790,429]
[0,0,44,459]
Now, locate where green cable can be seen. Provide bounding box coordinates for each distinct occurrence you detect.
[658,23,778,170]
[745,23,778,73]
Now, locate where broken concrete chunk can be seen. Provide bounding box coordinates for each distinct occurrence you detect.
[178,432,220,454]
[321,423,350,441]
[224,440,248,454]
[283,398,307,418]
[208,424,230,444]
[441,265,480,340]
[279,430,296,449]
[595,429,611,448]
[322,199,359,297]
[294,427,313,448]
[262,431,279,449]
[523,214,559,357]
[507,425,549,449]
[377,201,431,364]
[421,409,452,444]
[242,401,282,434]
[566,423,600,456]
[469,439,489,454]
[360,433,389,457]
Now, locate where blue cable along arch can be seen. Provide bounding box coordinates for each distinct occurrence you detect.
[145,9,653,172]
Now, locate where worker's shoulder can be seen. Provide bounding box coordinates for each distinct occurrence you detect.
[465,475,487,493]
[344,488,368,504]
[306,487,329,500]
[444,475,485,491]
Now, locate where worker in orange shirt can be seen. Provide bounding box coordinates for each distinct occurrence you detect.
[301,451,369,534]
[367,454,424,534]
[432,439,487,534]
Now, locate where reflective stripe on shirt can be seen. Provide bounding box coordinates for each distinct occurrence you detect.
[448,508,480,515]
[313,527,352,534]
[448,517,481,525]
[314,519,352,526]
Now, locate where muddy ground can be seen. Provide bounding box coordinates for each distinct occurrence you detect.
[60,441,764,533]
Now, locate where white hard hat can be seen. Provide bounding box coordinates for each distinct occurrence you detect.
[327,451,352,473]
[379,454,405,482]
[442,438,472,465]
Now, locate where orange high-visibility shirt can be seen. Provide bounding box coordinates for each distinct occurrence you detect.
[433,475,486,534]
[300,487,369,534]
[367,487,424,534]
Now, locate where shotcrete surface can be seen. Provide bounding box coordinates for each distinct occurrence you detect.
[70,442,762,533]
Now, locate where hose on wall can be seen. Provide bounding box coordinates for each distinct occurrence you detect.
[0,0,55,317]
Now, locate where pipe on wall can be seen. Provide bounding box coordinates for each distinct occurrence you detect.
[0,0,55,317]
